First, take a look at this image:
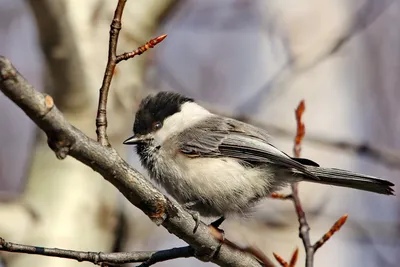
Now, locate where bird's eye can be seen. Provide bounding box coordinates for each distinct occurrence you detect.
[152,121,162,131]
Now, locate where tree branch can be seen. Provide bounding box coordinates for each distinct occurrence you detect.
[289,101,348,267]
[0,56,262,266]
[136,246,194,267]
[0,237,193,265]
[96,0,126,146]
[291,101,313,266]
[95,0,167,147]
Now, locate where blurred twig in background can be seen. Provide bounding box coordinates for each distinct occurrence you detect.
[237,0,394,114]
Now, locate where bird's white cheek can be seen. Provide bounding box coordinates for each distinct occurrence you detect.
[153,127,172,144]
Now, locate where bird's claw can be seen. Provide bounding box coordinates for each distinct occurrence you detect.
[182,201,201,233]
[189,210,200,233]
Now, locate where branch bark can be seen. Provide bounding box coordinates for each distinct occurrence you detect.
[0,237,193,265]
[0,56,262,267]
[291,101,313,266]
[96,0,127,146]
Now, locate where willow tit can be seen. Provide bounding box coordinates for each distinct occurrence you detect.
[124,91,394,226]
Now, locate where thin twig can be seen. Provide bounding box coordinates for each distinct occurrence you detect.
[0,237,193,265]
[291,183,313,266]
[116,34,167,63]
[95,1,167,146]
[313,214,348,252]
[289,248,299,267]
[291,100,314,267]
[137,246,194,267]
[96,0,127,146]
[289,101,349,266]
[273,251,288,267]
[273,248,298,267]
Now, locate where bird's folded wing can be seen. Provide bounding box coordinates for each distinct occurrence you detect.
[178,117,318,179]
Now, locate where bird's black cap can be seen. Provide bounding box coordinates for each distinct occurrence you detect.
[133,91,193,135]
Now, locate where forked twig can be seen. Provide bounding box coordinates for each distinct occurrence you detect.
[96,0,126,146]
[291,100,313,266]
[95,0,166,146]
[289,101,348,266]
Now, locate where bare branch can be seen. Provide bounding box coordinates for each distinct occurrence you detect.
[0,56,262,267]
[95,0,168,147]
[96,0,127,146]
[291,101,313,266]
[0,237,193,265]
[136,246,193,267]
[289,101,348,267]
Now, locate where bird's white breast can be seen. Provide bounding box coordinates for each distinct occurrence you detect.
[153,147,271,215]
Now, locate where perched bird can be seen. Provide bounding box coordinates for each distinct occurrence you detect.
[124,91,394,228]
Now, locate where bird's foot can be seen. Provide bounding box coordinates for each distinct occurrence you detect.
[182,201,201,233]
[190,210,201,233]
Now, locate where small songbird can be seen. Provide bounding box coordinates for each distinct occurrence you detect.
[123,91,394,227]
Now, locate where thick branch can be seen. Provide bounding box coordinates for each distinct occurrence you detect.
[0,237,193,265]
[0,56,261,267]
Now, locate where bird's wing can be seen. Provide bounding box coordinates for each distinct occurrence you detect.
[178,116,318,179]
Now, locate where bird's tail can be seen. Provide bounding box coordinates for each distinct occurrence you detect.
[301,166,395,195]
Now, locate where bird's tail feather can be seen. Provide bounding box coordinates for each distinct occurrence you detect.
[301,166,395,195]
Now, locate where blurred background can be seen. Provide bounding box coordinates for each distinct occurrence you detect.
[0,0,399,266]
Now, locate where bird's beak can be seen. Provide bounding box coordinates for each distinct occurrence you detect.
[123,134,151,145]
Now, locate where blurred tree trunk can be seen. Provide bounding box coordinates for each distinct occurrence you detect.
[0,1,177,267]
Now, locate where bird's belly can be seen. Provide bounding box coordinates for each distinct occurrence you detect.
[154,154,271,216]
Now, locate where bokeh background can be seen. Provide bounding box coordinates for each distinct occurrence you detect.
[1,0,399,266]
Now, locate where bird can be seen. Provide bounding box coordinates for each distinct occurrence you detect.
[123,91,395,229]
